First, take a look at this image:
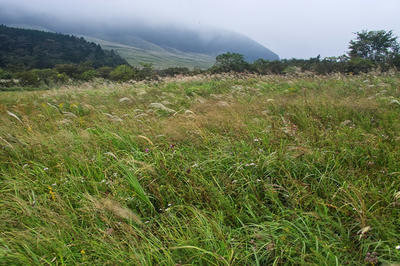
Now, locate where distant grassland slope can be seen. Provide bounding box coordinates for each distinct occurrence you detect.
[82,36,216,69]
[79,26,279,69]
[87,26,280,63]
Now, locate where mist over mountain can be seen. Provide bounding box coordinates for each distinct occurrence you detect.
[93,25,280,62]
[0,6,279,68]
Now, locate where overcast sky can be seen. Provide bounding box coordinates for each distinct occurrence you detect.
[1,0,400,59]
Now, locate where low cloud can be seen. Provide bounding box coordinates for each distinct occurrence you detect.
[1,0,399,58]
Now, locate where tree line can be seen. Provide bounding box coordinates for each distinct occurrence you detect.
[210,30,400,75]
[1,29,400,89]
[0,25,127,71]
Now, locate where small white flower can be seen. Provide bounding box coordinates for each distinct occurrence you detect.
[168,203,172,207]
[253,138,260,142]
[145,220,150,224]
[43,167,49,171]
[396,245,400,250]
[51,183,56,187]
[256,179,261,182]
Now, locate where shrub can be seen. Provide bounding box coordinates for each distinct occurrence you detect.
[159,67,190,77]
[96,66,113,79]
[345,58,375,74]
[267,61,286,74]
[31,69,58,85]
[16,70,41,86]
[55,63,80,78]
[55,73,69,83]
[109,65,135,81]
[137,62,155,80]
[0,68,12,79]
[80,70,97,81]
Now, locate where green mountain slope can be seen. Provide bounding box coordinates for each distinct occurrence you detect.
[82,36,215,69]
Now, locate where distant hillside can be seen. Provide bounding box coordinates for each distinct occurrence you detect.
[0,25,127,70]
[81,35,216,69]
[85,26,280,63]
[0,8,279,69]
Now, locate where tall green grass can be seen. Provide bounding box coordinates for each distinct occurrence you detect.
[1,73,400,265]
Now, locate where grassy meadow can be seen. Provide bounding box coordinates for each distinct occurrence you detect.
[1,73,400,265]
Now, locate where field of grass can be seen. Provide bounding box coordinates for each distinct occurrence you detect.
[1,73,400,265]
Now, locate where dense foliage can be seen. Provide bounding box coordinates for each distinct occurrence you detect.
[0,25,127,70]
[211,52,249,73]
[349,30,399,63]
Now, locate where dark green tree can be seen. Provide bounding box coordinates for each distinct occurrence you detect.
[349,30,400,63]
[213,52,249,73]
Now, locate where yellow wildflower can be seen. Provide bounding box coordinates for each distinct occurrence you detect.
[48,186,56,201]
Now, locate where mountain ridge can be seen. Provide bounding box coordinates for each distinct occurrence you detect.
[0,7,279,69]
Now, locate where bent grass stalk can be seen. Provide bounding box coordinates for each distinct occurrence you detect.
[119,163,155,213]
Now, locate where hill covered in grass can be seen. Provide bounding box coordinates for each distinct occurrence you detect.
[0,7,279,69]
[0,25,127,70]
[85,25,279,63]
[81,35,216,69]
[1,73,400,264]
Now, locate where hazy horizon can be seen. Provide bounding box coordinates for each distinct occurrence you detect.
[1,0,399,59]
